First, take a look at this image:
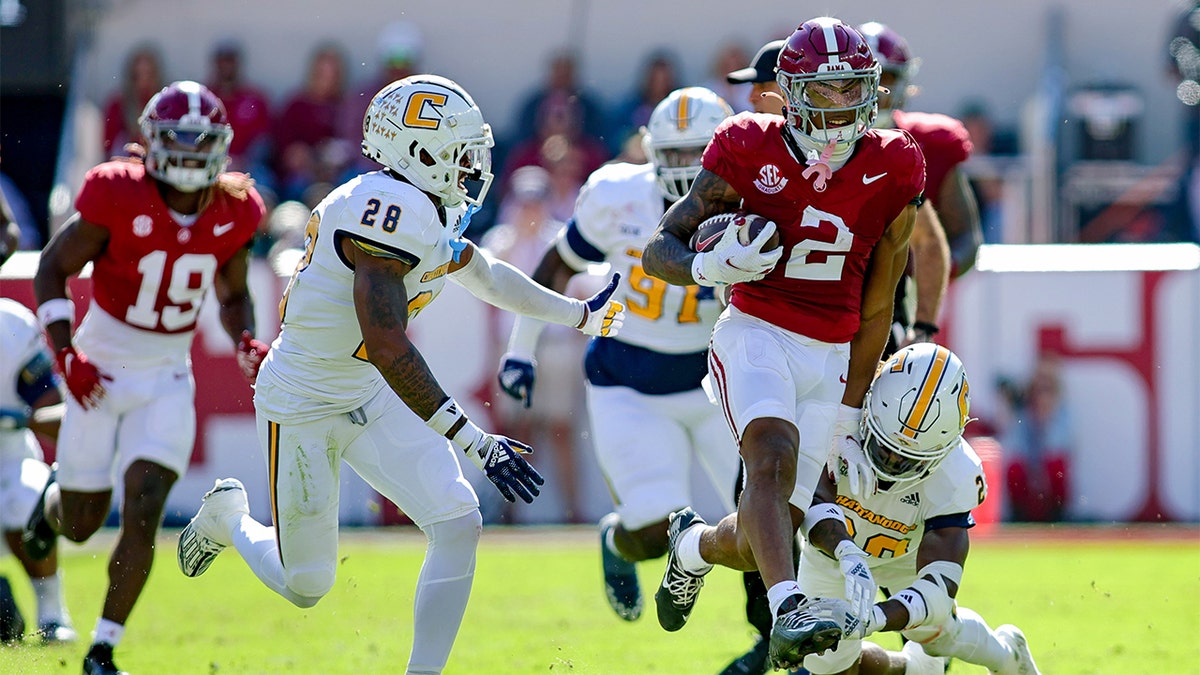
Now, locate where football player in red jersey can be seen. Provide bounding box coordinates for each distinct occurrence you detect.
[859,21,982,353]
[643,17,924,670]
[28,80,265,675]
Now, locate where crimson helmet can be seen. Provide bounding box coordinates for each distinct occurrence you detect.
[139,80,233,192]
[857,22,919,112]
[776,17,879,147]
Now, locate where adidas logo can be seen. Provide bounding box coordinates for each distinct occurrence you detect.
[899,492,921,507]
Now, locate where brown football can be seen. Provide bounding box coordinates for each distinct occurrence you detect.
[690,212,779,252]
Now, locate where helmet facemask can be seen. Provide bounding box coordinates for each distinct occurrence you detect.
[144,123,233,192]
[646,143,707,202]
[778,70,879,150]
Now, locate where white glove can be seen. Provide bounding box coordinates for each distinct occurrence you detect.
[835,539,877,636]
[829,404,877,499]
[576,274,625,337]
[691,220,783,286]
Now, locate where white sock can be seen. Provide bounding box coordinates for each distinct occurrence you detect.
[229,514,318,608]
[767,580,802,618]
[30,572,68,625]
[407,511,482,675]
[676,524,712,575]
[93,618,123,647]
[916,606,1010,671]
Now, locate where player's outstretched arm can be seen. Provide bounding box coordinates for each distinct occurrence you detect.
[642,169,742,286]
[842,203,917,408]
[448,241,622,337]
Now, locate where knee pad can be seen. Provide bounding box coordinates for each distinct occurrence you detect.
[903,609,962,656]
[285,562,336,600]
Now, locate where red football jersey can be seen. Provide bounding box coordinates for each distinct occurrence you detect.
[892,110,971,208]
[75,161,264,334]
[703,114,925,343]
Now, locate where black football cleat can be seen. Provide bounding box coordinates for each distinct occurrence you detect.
[83,642,130,675]
[654,507,708,632]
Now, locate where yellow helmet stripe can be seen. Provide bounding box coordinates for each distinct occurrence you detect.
[676,92,690,130]
[902,346,951,438]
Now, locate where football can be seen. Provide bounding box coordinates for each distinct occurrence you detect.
[689,212,779,253]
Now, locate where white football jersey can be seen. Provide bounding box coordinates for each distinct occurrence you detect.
[558,162,722,354]
[0,299,51,457]
[256,171,468,423]
[832,439,986,563]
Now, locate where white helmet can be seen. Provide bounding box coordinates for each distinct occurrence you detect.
[641,86,733,202]
[361,74,494,207]
[861,344,970,488]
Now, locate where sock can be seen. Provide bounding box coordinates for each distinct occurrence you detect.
[229,514,318,608]
[676,524,712,575]
[604,525,634,562]
[30,572,68,625]
[766,580,802,618]
[93,618,123,647]
[407,511,482,675]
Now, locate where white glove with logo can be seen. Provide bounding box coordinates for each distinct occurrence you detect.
[829,404,877,499]
[835,539,877,636]
[691,220,783,286]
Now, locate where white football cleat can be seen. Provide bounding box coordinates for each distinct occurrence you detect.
[995,624,1041,675]
[177,478,248,578]
[901,640,946,675]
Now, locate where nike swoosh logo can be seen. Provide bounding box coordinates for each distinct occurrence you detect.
[862,173,887,185]
[695,232,724,251]
[214,221,235,236]
[839,374,848,384]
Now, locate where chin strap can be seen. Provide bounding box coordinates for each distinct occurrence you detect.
[801,138,838,192]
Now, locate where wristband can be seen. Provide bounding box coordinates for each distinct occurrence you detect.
[37,299,75,329]
[911,320,940,336]
[425,397,466,437]
[803,503,845,538]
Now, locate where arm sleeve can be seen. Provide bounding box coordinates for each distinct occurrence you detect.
[449,245,585,327]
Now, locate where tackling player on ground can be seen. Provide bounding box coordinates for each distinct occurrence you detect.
[800,344,1040,675]
[642,17,925,670]
[497,87,740,624]
[29,81,264,675]
[175,74,624,675]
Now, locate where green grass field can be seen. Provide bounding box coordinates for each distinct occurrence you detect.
[1,525,1197,674]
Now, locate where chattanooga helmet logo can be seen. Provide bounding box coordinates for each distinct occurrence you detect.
[754,164,788,194]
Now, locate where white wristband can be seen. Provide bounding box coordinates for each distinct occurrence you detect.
[425,397,466,437]
[37,298,75,329]
[834,539,866,561]
[507,316,547,358]
[803,503,846,538]
[690,253,717,287]
[450,418,487,469]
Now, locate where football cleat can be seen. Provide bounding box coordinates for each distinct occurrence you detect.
[22,464,58,561]
[177,478,248,578]
[719,633,770,675]
[654,507,708,632]
[599,513,642,621]
[901,639,947,675]
[83,642,129,675]
[0,576,25,643]
[768,593,848,670]
[995,624,1041,675]
[36,620,77,644]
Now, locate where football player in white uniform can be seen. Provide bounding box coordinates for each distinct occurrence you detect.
[687,344,1040,675]
[0,230,75,645]
[175,74,625,675]
[497,86,739,623]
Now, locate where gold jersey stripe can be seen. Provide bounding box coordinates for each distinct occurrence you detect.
[267,420,283,565]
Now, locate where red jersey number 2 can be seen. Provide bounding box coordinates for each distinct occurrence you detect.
[783,206,854,281]
[125,251,218,331]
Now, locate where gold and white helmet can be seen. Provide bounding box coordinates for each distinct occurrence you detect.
[641,86,733,202]
[361,74,494,207]
[862,344,971,487]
